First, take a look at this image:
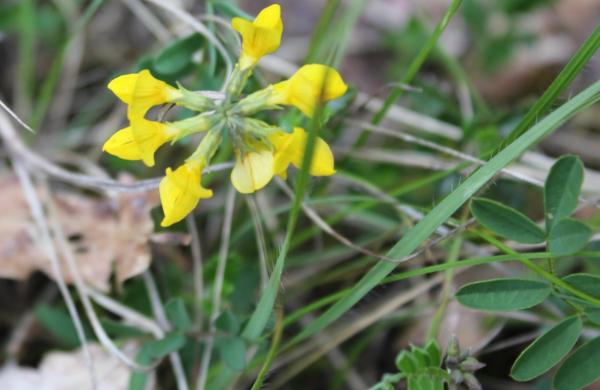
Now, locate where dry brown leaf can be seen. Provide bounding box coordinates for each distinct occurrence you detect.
[0,343,133,390]
[0,175,158,290]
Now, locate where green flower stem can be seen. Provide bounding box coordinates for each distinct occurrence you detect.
[475,230,600,308]
[175,86,215,112]
[233,88,274,116]
[169,113,219,141]
[250,307,284,390]
[184,126,223,166]
[426,210,467,342]
[224,64,252,102]
[353,0,463,147]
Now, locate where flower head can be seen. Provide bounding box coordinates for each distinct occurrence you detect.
[269,127,335,178]
[104,4,347,228]
[231,147,274,194]
[269,64,348,117]
[159,161,213,227]
[103,117,176,167]
[232,4,283,70]
[108,70,181,118]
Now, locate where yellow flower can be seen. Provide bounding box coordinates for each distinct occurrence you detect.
[231,4,283,70]
[159,161,213,227]
[103,117,176,167]
[269,127,335,179]
[269,64,348,117]
[108,70,181,118]
[231,148,274,194]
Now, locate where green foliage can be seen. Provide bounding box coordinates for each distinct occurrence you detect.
[371,340,447,390]
[152,34,205,81]
[511,316,582,381]
[100,318,146,338]
[470,198,546,244]
[34,304,85,348]
[215,310,247,371]
[456,278,551,311]
[584,308,600,325]
[544,155,584,231]
[554,336,600,390]
[548,219,592,256]
[129,332,186,390]
[216,336,246,371]
[563,274,600,301]
[7,1,600,388]
[504,25,600,143]
[164,298,192,332]
[292,81,600,348]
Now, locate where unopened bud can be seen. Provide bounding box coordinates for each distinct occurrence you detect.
[463,373,482,390]
[460,357,486,372]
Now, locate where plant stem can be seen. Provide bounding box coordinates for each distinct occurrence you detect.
[426,210,467,341]
[354,0,463,147]
[476,231,600,308]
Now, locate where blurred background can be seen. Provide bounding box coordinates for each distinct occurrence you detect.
[0,0,599,389]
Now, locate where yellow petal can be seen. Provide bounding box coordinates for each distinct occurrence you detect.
[270,64,348,117]
[231,150,274,194]
[269,130,295,176]
[128,70,179,119]
[107,74,139,104]
[102,126,143,160]
[231,4,283,69]
[273,128,335,176]
[160,163,213,227]
[129,117,172,167]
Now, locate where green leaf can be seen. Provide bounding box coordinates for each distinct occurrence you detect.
[101,318,145,338]
[290,82,600,346]
[456,278,551,311]
[396,351,418,374]
[471,198,546,244]
[34,304,83,348]
[412,346,432,367]
[216,336,247,371]
[511,316,582,381]
[216,311,240,335]
[585,308,600,325]
[554,336,600,390]
[563,273,600,300]
[548,218,592,256]
[152,33,204,77]
[164,298,192,332]
[129,333,186,390]
[544,155,584,231]
[145,332,186,358]
[425,340,442,367]
[212,2,252,19]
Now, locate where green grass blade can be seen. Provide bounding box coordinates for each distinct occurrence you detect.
[241,95,328,343]
[503,24,600,144]
[354,0,463,147]
[291,80,600,345]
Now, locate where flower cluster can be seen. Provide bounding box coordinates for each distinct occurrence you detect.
[103,4,348,227]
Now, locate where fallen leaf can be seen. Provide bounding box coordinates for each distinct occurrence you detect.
[0,343,134,390]
[0,175,158,290]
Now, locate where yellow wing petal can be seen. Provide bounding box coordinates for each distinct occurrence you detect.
[102,127,142,160]
[160,164,213,227]
[289,128,336,176]
[269,130,295,176]
[231,150,274,194]
[107,74,139,104]
[130,117,171,167]
[270,64,348,117]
